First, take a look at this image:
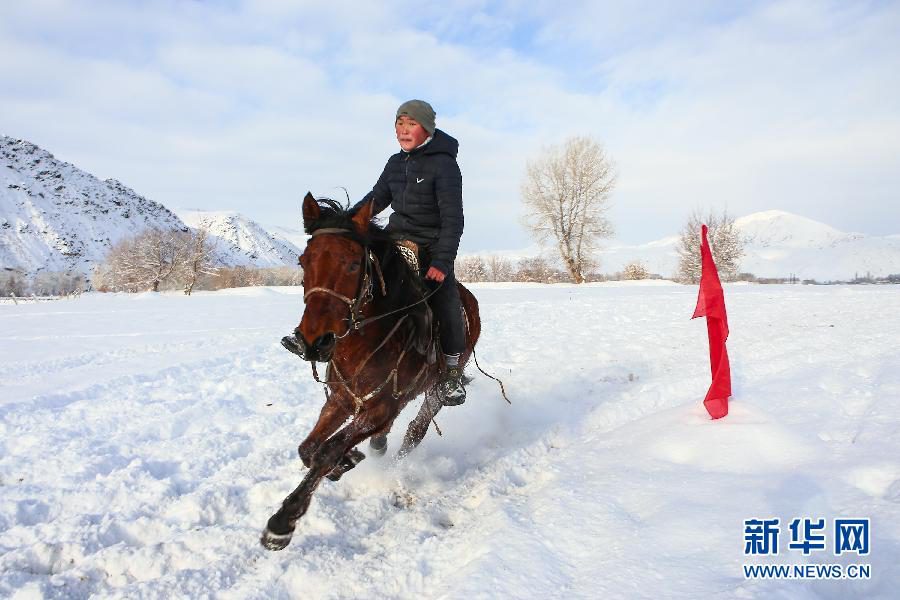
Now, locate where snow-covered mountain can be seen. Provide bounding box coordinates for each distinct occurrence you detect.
[0,135,186,278]
[265,225,309,249]
[265,223,309,253]
[176,210,302,268]
[1,136,302,279]
[596,210,900,280]
[735,210,900,280]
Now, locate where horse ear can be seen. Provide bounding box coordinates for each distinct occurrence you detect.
[302,192,319,228]
[351,199,375,234]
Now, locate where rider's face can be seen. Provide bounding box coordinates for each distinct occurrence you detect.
[395,116,429,152]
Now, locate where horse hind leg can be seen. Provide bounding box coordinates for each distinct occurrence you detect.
[398,388,443,458]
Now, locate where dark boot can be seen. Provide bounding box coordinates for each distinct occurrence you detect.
[440,365,466,406]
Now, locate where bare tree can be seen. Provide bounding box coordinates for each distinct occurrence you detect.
[258,266,304,287]
[676,209,744,283]
[522,136,616,283]
[514,256,554,283]
[102,228,186,292]
[91,263,115,292]
[456,255,488,282]
[0,271,28,297]
[210,265,265,289]
[486,255,513,282]
[177,227,219,295]
[31,272,85,296]
[622,261,649,280]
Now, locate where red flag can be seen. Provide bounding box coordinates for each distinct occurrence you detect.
[692,224,731,419]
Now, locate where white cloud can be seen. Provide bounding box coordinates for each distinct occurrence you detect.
[1,0,898,254]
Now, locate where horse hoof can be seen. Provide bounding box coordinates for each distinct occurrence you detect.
[326,448,366,481]
[260,527,294,551]
[369,434,388,456]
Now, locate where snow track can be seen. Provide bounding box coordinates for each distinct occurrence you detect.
[1,284,898,598]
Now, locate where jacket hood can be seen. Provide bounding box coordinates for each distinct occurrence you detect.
[415,129,458,159]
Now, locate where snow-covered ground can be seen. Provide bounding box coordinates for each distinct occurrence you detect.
[1,283,898,599]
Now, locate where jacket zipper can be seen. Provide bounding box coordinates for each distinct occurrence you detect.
[402,154,410,213]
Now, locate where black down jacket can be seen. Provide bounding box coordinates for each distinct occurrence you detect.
[356,129,464,274]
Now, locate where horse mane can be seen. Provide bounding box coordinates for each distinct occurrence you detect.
[304,198,427,308]
[304,198,392,247]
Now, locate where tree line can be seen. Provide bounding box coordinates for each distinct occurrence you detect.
[93,208,743,289]
[453,255,664,283]
[0,270,86,298]
[91,227,301,294]
[2,209,744,299]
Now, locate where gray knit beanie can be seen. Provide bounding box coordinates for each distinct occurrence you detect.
[396,99,436,135]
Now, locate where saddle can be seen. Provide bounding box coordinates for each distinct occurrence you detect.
[396,239,422,274]
[394,240,438,364]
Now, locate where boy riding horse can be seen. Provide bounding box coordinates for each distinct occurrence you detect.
[350,99,467,405]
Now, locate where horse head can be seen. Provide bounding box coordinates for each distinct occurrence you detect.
[290,193,376,362]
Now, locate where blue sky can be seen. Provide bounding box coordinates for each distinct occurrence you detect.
[2,0,898,252]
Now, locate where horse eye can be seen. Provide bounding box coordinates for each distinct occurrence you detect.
[348,262,360,273]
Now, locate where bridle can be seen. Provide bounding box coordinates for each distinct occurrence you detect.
[302,227,441,336]
[302,228,386,338]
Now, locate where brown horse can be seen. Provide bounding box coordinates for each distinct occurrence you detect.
[261,193,481,551]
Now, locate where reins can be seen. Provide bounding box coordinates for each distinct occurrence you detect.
[308,314,429,414]
[353,282,442,329]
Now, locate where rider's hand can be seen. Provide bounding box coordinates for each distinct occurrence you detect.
[425,266,446,282]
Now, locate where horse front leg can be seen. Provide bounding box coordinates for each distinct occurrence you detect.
[368,418,396,457]
[297,395,351,468]
[326,415,400,481]
[261,412,384,551]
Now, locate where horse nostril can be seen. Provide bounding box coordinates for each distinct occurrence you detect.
[314,333,335,350]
